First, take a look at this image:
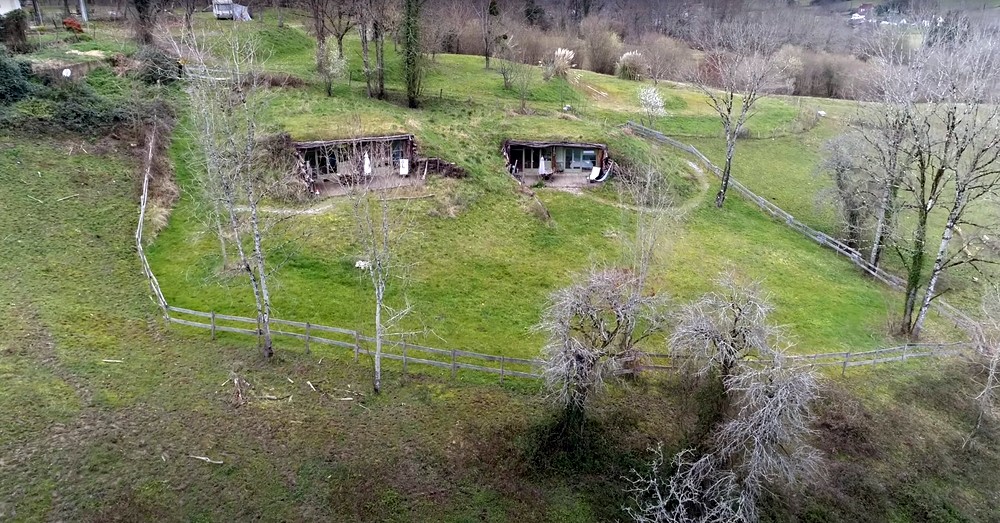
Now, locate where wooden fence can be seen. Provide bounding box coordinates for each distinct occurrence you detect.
[135,123,977,384]
[624,121,981,339]
[166,305,974,381]
[166,306,543,382]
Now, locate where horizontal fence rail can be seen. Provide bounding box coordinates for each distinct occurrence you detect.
[166,306,542,381]
[165,306,973,380]
[624,121,980,339]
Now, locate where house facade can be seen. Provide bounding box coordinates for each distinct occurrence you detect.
[502,139,611,185]
[294,134,416,193]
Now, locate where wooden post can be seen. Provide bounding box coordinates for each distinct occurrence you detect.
[500,356,505,384]
[402,342,408,374]
[451,349,456,380]
[305,322,311,355]
[354,332,360,362]
[901,344,907,362]
[210,311,216,341]
[842,352,850,376]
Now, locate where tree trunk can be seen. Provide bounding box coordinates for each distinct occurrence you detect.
[247,185,274,358]
[715,132,736,208]
[374,23,385,99]
[63,0,71,17]
[900,207,929,336]
[78,0,89,22]
[360,25,373,98]
[912,202,962,337]
[374,282,383,393]
[869,174,900,268]
[32,0,43,25]
[336,34,345,59]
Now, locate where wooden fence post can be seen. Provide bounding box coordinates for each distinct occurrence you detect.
[304,322,311,355]
[354,332,360,362]
[451,349,456,380]
[842,352,850,376]
[402,342,408,374]
[901,344,907,362]
[500,356,505,384]
[210,311,216,341]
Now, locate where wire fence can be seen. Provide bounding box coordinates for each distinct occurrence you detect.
[624,121,980,340]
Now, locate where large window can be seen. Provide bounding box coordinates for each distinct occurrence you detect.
[303,147,337,176]
[566,149,596,170]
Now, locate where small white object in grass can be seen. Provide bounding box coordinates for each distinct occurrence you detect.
[62,68,72,78]
[101,359,124,363]
[355,260,371,270]
[817,110,827,117]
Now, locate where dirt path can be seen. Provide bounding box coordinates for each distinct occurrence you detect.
[559,160,710,216]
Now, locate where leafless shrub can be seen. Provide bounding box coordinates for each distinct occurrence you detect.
[628,356,821,523]
[581,16,622,75]
[966,286,1000,448]
[625,446,742,523]
[817,133,876,251]
[640,34,691,85]
[670,272,779,381]
[717,358,822,495]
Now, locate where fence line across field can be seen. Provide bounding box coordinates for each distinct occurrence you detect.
[623,121,979,339]
[165,306,974,381]
[135,124,976,385]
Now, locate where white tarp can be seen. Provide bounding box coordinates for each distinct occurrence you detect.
[399,158,409,177]
[364,152,372,176]
[0,0,22,16]
[232,3,251,21]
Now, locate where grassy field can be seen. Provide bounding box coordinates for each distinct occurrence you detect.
[147,21,955,361]
[3,14,1000,522]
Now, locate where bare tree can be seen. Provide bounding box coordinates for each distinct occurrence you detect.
[539,267,670,415]
[872,29,1000,337]
[965,286,1000,448]
[539,163,673,417]
[818,133,876,252]
[693,21,782,208]
[182,33,279,358]
[329,0,358,59]
[479,0,501,70]
[343,143,413,393]
[512,55,535,113]
[670,272,779,383]
[357,0,392,99]
[714,356,820,517]
[625,446,742,523]
[630,347,820,522]
[857,27,920,270]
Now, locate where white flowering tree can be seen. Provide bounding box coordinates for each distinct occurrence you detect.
[638,86,665,126]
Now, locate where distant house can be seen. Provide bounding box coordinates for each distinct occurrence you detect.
[503,139,612,185]
[294,134,416,194]
[0,0,22,16]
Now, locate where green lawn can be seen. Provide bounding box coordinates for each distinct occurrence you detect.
[3,13,1000,522]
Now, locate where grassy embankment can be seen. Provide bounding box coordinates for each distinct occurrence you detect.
[1,16,999,522]
[148,21,944,361]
